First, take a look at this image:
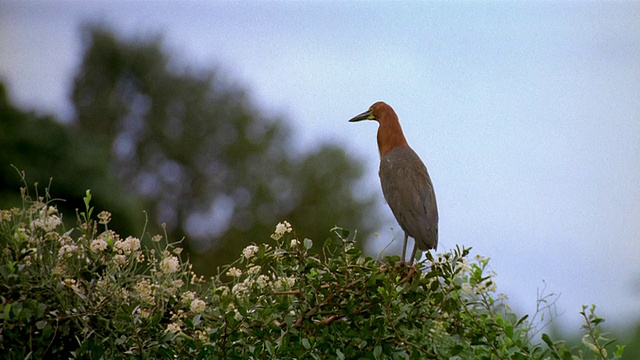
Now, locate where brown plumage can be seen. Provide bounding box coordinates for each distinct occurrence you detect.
[349,101,438,264]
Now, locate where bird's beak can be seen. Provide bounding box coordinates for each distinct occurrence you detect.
[348,110,373,122]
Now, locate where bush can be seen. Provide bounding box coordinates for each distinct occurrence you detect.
[0,185,624,359]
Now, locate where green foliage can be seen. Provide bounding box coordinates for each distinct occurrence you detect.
[0,188,624,359]
[618,322,640,360]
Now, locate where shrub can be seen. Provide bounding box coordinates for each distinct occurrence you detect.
[0,185,624,359]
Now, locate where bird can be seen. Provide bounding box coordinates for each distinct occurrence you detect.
[349,101,438,265]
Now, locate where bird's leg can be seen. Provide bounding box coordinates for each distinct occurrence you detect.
[401,232,408,265]
[409,241,418,266]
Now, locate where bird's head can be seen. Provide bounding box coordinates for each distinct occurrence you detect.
[348,101,397,125]
[348,101,408,156]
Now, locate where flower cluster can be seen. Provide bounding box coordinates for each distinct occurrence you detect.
[160,252,181,274]
[97,211,111,225]
[242,244,259,259]
[90,238,108,253]
[227,267,242,278]
[190,298,206,314]
[0,190,217,350]
[114,235,141,255]
[30,205,62,232]
[134,278,156,305]
[270,220,292,240]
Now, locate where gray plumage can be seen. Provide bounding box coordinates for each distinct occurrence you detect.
[379,146,438,251]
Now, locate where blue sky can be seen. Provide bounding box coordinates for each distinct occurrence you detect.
[1,1,639,332]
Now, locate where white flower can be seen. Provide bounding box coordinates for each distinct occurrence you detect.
[170,309,185,322]
[0,209,11,222]
[165,322,181,333]
[271,221,292,240]
[160,256,180,274]
[97,211,111,225]
[61,278,83,295]
[242,245,259,259]
[196,330,209,342]
[58,244,78,258]
[182,291,196,303]
[126,236,140,251]
[274,276,296,289]
[114,254,126,266]
[32,206,62,232]
[169,279,184,293]
[134,279,155,305]
[273,249,286,260]
[283,276,295,287]
[59,234,73,246]
[90,239,108,253]
[247,265,261,275]
[190,299,206,314]
[218,286,230,296]
[290,239,299,248]
[227,267,242,278]
[458,257,470,273]
[256,275,270,289]
[232,281,249,295]
[461,283,473,295]
[114,236,141,255]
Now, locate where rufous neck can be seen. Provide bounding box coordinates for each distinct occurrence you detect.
[377,120,409,156]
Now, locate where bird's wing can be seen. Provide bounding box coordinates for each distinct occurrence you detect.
[379,148,438,250]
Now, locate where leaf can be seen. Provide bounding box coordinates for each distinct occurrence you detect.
[451,344,464,355]
[504,323,513,338]
[304,238,313,250]
[515,314,528,327]
[373,345,382,358]
[302,338,311,350]
[541,333,554,348]
[84,189,92,208]
[42,324,54,339]
[602,338,616,348]
[0,263,14,278]
[265,340,275,355]
[2,304,11,320]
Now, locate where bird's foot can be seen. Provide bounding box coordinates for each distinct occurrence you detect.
[395,261,407,270]
[397,265,418,284]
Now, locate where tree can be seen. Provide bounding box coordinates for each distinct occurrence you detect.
[0,82,142,236]
[71,26,378,272]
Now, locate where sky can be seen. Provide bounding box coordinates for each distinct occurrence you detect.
[1,1,639,332]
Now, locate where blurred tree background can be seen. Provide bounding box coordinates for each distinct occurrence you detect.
[0,25,378,274]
